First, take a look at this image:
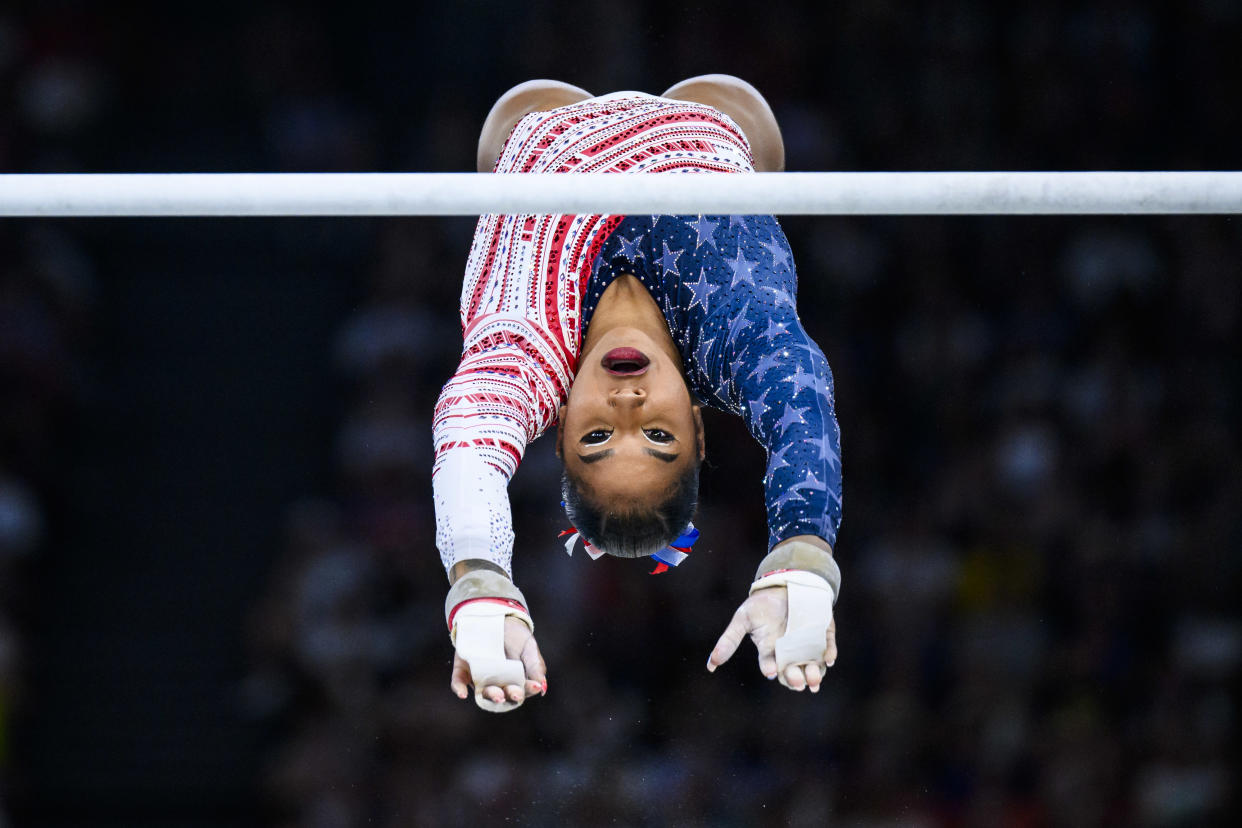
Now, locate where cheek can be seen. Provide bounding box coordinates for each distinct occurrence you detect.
[564,374,599,416]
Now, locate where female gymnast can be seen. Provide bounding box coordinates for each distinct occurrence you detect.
[434,76,843,712]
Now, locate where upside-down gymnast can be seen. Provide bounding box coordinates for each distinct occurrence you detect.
[434,75,843,712]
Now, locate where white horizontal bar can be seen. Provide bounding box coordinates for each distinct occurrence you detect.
[1,172,1240,216]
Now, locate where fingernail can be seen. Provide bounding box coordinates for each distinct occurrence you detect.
[706,659,716,673]
[541,680,548,696]
[810,685,820,694]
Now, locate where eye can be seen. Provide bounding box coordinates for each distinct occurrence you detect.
[581,429,612,445]
[644,428,674,444]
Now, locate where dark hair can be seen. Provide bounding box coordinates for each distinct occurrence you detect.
[561,461,700,558]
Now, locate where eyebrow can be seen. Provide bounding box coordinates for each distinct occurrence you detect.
[577,448,680,465]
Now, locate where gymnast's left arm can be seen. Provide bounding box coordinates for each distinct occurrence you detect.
[702,296,843,692]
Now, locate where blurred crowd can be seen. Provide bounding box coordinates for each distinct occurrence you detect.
[3,1,1240,826]
[1,7,103,824]
[0,224,97,828]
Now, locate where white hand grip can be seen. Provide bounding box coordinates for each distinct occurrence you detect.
[751,570,835,688]
[453,604,527,712]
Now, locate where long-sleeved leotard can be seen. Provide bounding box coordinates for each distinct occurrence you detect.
[433,93,841,576]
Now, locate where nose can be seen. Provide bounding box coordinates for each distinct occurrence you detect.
[609,387,645,408]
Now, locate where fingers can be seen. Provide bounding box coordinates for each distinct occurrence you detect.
[783,663,807,690]
[450,653,505,705]
[450,620,548,707]
[519,633,548,698]
[775,619,838,692]
[756,641,780,680]
[474,683,523,708]
[707,604,749,672]
[774,661,825,692]
[804,661,823,692]
[450,653,471,700]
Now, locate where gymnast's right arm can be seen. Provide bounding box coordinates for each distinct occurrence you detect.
[433,325,563,711]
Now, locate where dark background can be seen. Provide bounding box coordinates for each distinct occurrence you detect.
[1,1,1239,825]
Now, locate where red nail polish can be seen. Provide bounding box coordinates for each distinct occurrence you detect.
[541,680,548,695]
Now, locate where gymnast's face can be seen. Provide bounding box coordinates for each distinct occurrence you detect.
[558,327,703,501]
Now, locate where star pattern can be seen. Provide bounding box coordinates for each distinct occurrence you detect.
[584,213,844,548]
[776,402,809,432]
[728,348,751,382]
[784,364,830,397]
[762,317,791,342]
[748,351,783,383]
[728,249,757,288]
[762,285,794,307]
[615,233,645,261]
[684,268,719,311]
[748,386,772,424]
[726,300,753,340]
[761,238,792,272]
[770,486,807,510]
[790,470,827,496]
[686,215,720,250]
[805,435,841,471]
[694,334,717,368]
[658,242,684,276]
[766,442,795,478]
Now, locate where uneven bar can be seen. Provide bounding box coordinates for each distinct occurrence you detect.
[1,171,1241,216]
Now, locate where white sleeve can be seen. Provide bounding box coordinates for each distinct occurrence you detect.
[432,450,515,575]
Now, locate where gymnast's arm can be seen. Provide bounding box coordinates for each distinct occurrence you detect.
[433,339,560,710]
[736,317,842,552]
[703,297,844,690]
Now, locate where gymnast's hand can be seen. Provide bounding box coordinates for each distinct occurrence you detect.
[450,615,547,709]
[707,571,838,692]
[445,560,546,712]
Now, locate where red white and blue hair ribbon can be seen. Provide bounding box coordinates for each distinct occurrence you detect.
[559,518,699,575]
[559,527,607,560]
[648,524,700,574]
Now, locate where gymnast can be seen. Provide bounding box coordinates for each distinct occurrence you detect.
[434,75,843,712]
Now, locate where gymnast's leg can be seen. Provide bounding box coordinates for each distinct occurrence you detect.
[661,74,785,172]
[476,79,593,172]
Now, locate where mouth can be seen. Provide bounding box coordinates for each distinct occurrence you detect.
[601,347,650,376]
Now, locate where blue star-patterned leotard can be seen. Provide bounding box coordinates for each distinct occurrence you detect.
[585,214,843,550]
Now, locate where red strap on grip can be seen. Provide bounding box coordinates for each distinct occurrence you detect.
[446,596,528,631]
